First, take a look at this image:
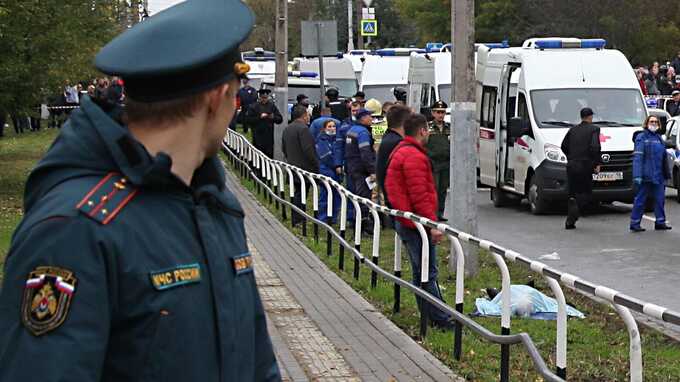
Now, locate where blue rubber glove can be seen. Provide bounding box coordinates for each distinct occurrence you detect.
[633,177,642,185]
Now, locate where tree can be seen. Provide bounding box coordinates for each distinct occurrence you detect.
[0,0,124,115]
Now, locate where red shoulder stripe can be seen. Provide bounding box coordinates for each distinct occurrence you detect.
[75,172,118,209]
[102,189,139,225]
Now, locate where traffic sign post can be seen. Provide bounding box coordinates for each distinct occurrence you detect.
[360,19,377,37]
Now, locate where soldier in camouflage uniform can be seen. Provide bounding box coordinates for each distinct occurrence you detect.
[426,100,451,221]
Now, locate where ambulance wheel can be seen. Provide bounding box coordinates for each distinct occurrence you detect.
[527,177,549,215]
[491,187,511,207]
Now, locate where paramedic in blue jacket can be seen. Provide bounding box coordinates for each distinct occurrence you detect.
[334,98,362,220]
[316,120,341,223]
[345,109,376,228]
[630,115,672,232]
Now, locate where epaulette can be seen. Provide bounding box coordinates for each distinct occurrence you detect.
[76,172,139,225]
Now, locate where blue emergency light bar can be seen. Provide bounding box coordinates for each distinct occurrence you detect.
[483,40,510,49]
[534,38,607,50]
[288,71,318,78]
[375,48,426,56]
[425,42,444,52]
[349,50,370,55]
[646,98,659,108]
[243,56,276,61]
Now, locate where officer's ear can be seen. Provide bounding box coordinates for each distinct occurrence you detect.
[206,81,235,116]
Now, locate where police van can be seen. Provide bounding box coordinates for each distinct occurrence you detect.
[359,48,425,102]
[294,55,358,97]
[345,50,370,84]
[476,38,647,214]
[260,71,329,114]
[242,47,276,87]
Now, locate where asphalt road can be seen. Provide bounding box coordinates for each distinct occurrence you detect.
[469,188,680,313]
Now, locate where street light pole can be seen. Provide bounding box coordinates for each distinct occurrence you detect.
[450,0,478,276]
[274,0,289,161]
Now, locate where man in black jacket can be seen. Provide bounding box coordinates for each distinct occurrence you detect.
[246,88,283,158]
[282,105,319,225]
[667,90,680,117]
[560,107,601,229]
[375,104,411,205]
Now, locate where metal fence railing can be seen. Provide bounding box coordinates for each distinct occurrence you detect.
[223,129,680,382]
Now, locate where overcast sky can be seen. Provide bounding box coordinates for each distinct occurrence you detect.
[148,0,185,15]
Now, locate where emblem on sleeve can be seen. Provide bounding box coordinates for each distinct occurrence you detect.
[149,263,202,291]
[21,266,77,336]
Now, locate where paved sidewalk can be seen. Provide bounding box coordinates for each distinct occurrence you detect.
[224,168,461,382]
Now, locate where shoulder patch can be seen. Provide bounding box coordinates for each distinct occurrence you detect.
[22,266,77,336]
[76,172,139,225]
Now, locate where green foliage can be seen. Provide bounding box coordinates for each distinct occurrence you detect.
[0,0,123,114]
[0,128,60,282]
[227,152,680,381]
[395,0,680,66]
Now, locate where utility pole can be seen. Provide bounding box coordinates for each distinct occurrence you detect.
[450,0,478,276]
[347,0,354,51]
[274,0,289,161]
[355,0,364,49]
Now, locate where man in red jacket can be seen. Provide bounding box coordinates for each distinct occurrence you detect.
[385,114,453,329]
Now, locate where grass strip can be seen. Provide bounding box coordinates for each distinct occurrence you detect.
[223,148,680,382]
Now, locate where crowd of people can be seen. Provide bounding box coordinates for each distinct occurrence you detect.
[636,51,680,97]
[234,80,456,329]
[0,76,124,138]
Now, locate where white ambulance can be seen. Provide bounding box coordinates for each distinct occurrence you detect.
[359,48,425,102]
[476,38,647,214]
[294,56,358,97]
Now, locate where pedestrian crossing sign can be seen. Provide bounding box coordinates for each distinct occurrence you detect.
[361,20,377,37]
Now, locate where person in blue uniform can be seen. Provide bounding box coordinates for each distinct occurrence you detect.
[345,108,376,229]
[334,98,362,221]
[316,119,341,223]
[630,115,672,232]
[0,1,280,381]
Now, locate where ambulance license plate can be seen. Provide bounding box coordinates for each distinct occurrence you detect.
[592,171,623,181]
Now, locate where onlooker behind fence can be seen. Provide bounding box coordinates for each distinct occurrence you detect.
[345,108,376,231]
[237,78,258,133]
[667,90,680,117]
[64,80,79,107]
[375,104,410,205]
[630,115,672,232]
[326,88,349,121]
[659,66,675,95]
[247,88,282,158]
[282,105,319,226]
[427,100,451,221]
[309,106,340,140]
[646,63,661,96]
[316,119,341,223]
[672,51,680,75]
[637,68,648,95]
[384,113,453,329]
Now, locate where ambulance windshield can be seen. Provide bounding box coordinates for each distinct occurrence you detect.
[531,89,646,128]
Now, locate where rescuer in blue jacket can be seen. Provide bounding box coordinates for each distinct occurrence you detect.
[345,109,376,227]
[316,119,341,223]
[334,99,362,221]
[0,1,280,381]
[630,115,672,232]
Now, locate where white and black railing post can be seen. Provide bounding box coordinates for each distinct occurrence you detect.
[485,240,512,382]
[448,233,466,361]
[370,207,381,288]
[351,196,362,280]
[543,275,568,379]
[393,231,402,313]
[306,173,319,240]
[276,164,287,220]
[322,178,334,257]
[338,189,348,270]
[296,171,308,236]
[413,220,430,338]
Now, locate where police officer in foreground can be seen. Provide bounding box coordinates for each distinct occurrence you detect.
[560,107,601,230]
[426,100,451,221]
[0,1,280,381]
[246,88,283,158]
